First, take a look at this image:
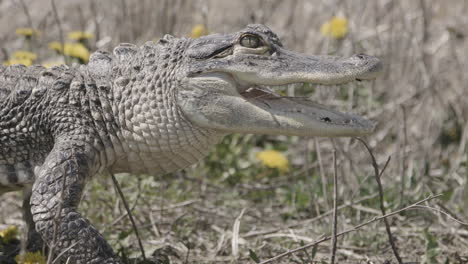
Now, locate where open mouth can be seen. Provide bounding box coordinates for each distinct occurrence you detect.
[183,45,381,137]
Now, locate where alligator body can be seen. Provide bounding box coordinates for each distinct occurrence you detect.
[0,24,381,263]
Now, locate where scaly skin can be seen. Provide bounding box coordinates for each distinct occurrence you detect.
[0,24,381,263]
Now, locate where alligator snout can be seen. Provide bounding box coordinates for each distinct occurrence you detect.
[343,53,383,80]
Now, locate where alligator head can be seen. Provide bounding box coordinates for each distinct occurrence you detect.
[178,24,382,137]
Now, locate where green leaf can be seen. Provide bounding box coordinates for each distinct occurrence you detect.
[423,228,439,264]
[249,249,261,263]
[310,244,317,259]
[118,229,133,240]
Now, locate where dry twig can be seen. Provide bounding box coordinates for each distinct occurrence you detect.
[232,208,246,260]
[50,0,68,65]
[355,137,402,264]
[111,174,147,260]
[314,138,330,209]
[329,150,338,264]
[17,0,33,29]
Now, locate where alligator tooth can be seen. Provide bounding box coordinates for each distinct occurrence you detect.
[257,86,276,95]
[295,83,306,89]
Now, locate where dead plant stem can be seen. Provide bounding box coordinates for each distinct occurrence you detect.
[355,137,402,264]
[111,174,146,260]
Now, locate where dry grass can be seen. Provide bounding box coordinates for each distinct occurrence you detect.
[1,0,468,263]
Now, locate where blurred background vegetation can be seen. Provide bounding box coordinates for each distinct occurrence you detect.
[1,0,468,263]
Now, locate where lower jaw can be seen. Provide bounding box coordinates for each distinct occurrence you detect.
[237,86,375,135]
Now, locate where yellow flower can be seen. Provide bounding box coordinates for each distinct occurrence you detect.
[15,28,40,37]
[15,251,46,264]
[68,31,94,41]
[4,58,33,66]
[0,225,18,243]
[13,50,37,61]
[42,61,63,68]
[191,24,208,38]
[64,43,90,62]
[320,17,348,39]
[48,41,62,52]
[256,150,289,172]
[48,42,90,62]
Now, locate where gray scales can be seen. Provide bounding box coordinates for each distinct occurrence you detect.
[0,24,382,263]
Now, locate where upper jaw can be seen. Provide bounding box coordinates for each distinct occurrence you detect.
[224,49,383,86]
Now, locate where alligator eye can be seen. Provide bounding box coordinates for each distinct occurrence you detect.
[240,34,263,48]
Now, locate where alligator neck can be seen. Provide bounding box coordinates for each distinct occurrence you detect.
[103,41,224,174]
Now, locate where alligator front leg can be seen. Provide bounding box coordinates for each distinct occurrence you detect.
[30,139,120,264]
[22,188,45,252]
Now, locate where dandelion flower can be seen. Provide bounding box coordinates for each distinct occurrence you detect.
[0,225,18,243]
[4,50,37,66]
[13,50,37,61]
[15,27,40,38]
[320,17,348,39]
[48,41,63,52]
[15,251,46,264]
[42,61,64,68]
[256,150,289,172]
[191,24,208,38]
[48,42,90,63]
[63,43,90,62]
[68,31,94,41]
[4,58,33,66]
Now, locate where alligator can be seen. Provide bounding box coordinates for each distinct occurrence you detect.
[0,24,381,263]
